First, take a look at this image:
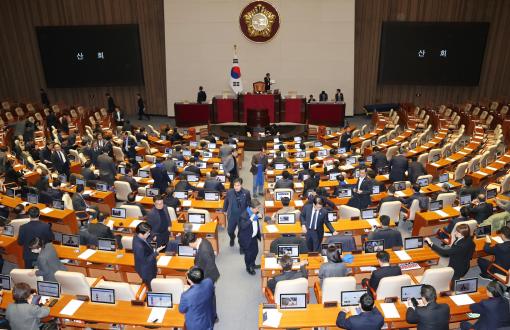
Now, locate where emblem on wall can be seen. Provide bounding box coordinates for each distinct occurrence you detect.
[239,1,280,42]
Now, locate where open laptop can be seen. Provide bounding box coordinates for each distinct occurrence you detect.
[216,175,226,183]
[341,290,366,308]
[363,239,384,253]
[197,162,207,169]
[188,213,206,224]
[2,225,13,237]
[37,281,60,298]
[98,238,117,252]
[401,285,423,304]
[90,288,115,304]
[475,225,491,238]
[204,191,220,201]
[111,208,126,219]
[417,177,430,187]
[459,194,472,206]
[429,200,443,211]
[404,236,424,250]
[321,243,342,256]
[62,234,80,248]
[174,191,188,199]
[274,163,287,170]
[146,188,159,197]
[438,173,449,183]
[393,182,407,191]
[338,188,352,198]
[372,185,380,194]
[317,149,328,157]
[177,245,196,257]
[52,199,65,210]
[277,244,299,260]
[280,293,307,309]
[327,211,338,222]
[117,166,126,175]
[147,292,173,308]
[0,275,11,290]
[486,188,497,200]
[138,169,150,178]
[361,209,376,220]
[277,213,296,225]
[27,193,38,204]
[96,182,108,192]
[454,278,478,295]
[187,174,199,183]
[275,191,292,201]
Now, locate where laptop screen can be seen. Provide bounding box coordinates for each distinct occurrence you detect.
[62,234,80,248]
[277,213,296,225]
[327,211,338,222]
[321,243,342,256]
[2,225,13,237]
[27,193,38,204]
[364,240,384,253]
[90,288,115,304]
[417,177,429,187]
[475,225,491,238]
[280,293,307,309]
[76,178,85,186]
[429,200,443,211]
[96,183,108,192]
[317,149,328,157]
[275,163,287,170]
[338,188,352,198]
[454,278,478,295]
[486,188,497,200]
[216,175,226,183]
[147,292,173,308]
[341,290,366,307]
[439,173,449,183]
[338,147,346,154]
[187,175,199,182]
[275,191,291,201]
[459,194,471,206]
[372,185,380,194]
[404,237,424,250]
[52,199,65,210]
[174,191,188,199]
[197,162,207,169]
[146,188,159,197]
[188,213,206,224]
[138,169,150,178]
[295,151,306,158]
[277,244,299,258]
[204,192,219,201]
[37,281,60,298]
[178,245,196,257]
[97,238,116,252]
[401,285,423,301]
[361,209,376,220]
[111,208,126,219]
[0,275,10,290]
[135,155,143,162]
[393,182,406,191]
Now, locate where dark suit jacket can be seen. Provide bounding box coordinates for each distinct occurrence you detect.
[150,166,171,193]
[405,302,450,330]
[146,207,171,246]
[50,151,70,174]
[238,210,261,248]
[72,193,88,212]
[267,265,308,293]
[197,90,207,103]
[121,175,139,191]
[17,221,54,264]
[483,240,510,271]
[403,193,429,210]
[195,239,220,282]
[269,236,308,254]
[468,202,493,224]
[178,278,215,330]
[460,186,482,200]
[431,237,475,279]
[184,165,201,176]
[274,178,294,189]
[82,146,100,165]
[122,136,137,159]
[163,196,180,210]
[133,235,157,282]
[107,96,116,113]
[223,188,251,220]
[340,132,352,151]
[35,243,67,282]
[408,161,426,184]
[336,308,385,330]
[203,179,225,192]
[389,155,408,182]
[300,204,335,236]
[368,228,403,249]
[469,296,510,330]
[97,153,116,185]
[371,152,389,172]
[347,177,373,210]
[369,265,402,290]
[81,168,98,182]
[87,222,115,244]
[250,153,268,175]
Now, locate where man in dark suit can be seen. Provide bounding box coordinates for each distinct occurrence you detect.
[84,212,115,246]
[122,132,137,159]
[269,234,308,254]
[146,195,171,247]
[371,147,389,173]
[179,267,215,330]
[105,93,116,113]
[50,143,70,178]
[40,179,64,205]
[136,93,150,120]
[124,192,147,216]
[339,127,352,152]
[300,196,337,252]
[197,86,207,103]
[408,157,426,184]
[403,184,429,211]
[72,184,98,219]
[40,88,50,107]
[468,193,493,224]
[336,293,384,330]
[29,237,67,282]
[182,233,219,282]
[347,167,373,210]
[114,108,124,127]
[389,149,408,182]
[478,226,510,279]
[45,109,58,131]
[319,91,328,101]
[264,73,271,92]
[81,160,99,184]
[150,164,171,194]
[460,176,481,200]
[238,199,261,275]
[223,178,251,248]
[365,251,402,291]
[267,255,308,293]
[97,150,116,186]
[184,159,201,176]
[405,285,450,330]
[368,215,403,249]
[304,172,320,193]
[335,88,344,102]
[81,140,100,165]
[162,158,177,175]
[163,187,181,210]
[120,164,139,192]
[274,170,295,189]
[203,170,225,193]
[17,207,54,268]
[133,222,164,289]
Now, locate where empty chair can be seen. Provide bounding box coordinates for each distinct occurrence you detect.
[338,205,361,219]
[451,162,468,181]
[378,201,402,223]
[315,276,356,304]
[386,146,399,161]
[414,267,454,293]
[436,192,456,208]
[406,199,420,222]
[55,271,101,297]
[417,153,428,167]
[151,278,186,304]
[10,269,39,290]
[114,181,132,202]
[112,146,125,162]
[272,278,308,305]
[120,205,143,218]
[374,274,411,300]
[140,139,158,154]
[468,156,481,173]
[427,149,441,163]
[121,236,134,251]
[359,140,371,154]
[96,280,144,301]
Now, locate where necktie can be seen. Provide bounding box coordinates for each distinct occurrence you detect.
[125,139,129,151]
[59,152,65,163]
[310,210,318,230]
[358,177,363,190]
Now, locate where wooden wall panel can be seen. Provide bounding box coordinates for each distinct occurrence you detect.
[354,0,510,113]
[0,0,166,115]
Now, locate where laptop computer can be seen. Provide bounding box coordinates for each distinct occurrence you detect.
[417,177,430,187]
[90,288,115,304]
[177,245,196,257]
[459,194,471,206]
[429,200,443,211]
[475,225,491,238]
[188,213,206,224]
[62,234,80,248]
[486,188,497,200]
[2,225,14,237]
[204,191,220,201]
[361,209,376,220]
[37,281,60,298]
[363,239,384,253]
[97,238,117,252]
[147,292,173,308]
[454,278,478,295]
[275,191,292,201]
[280,293,307,309]
[401,284,423,301]
[277,213,296,225]
[341,290,366,307]
[320,243,342,256]
[404,237,424,250]
[327,211,338,222]
[111,208,126,219]
[0,275,11,290]
[146,188,159,197]
[52,199,64,210]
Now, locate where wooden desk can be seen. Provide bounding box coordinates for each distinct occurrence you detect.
[466,152,510,186]
[405,130,449,158]
[60,186,116,214]
[0,291,185,328]
[258,289,487,329]
[0,234,23,267]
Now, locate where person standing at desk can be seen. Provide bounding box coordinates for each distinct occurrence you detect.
[223,149,239,184]
[6,282,50,330]
[136,93,150,120]
[29,237,66,282]
[307,94,316,103]
[146,195,172,248]
[197,86,207,104]
[238,198,261,275]
[319,91,328,101]
[17,207,54,268]
[105,93,116,113]
[347,166,373,210]
[179,267,215,330]
[223,178,251,249]
[339,127,352,152]
[335,88,344,102]
[300,196,337,252]
[264,73,271,92]
[133,222,165,290]
[250,147,268,197]
[51,143,70,179]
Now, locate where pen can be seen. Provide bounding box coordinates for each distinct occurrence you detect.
[152,319,158,323]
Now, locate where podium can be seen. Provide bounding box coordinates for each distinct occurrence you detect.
[307,102,345,126]
[239,93,280,123]
[247,109,269,128]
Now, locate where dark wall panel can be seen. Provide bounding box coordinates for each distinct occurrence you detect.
[0,0,166,115]
[355,0,510,113]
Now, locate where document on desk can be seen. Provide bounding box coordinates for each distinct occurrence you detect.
[380,303,400,318]
[106,220,114,230]
[394,191,406,197]
[359,266,377,272]
[486,166,498,171]
[458,151,468,155]
[492,236,504,244]
[475,171,488,176]
[135,195,144,202]
[129,220,143,228]
[78,249,97,260]
[496,160,506,165]
[182,200,192,207]
[196,182,205,188]
[434,210,449,218]
[157,256,172,267]
[134,176,142,182]
[40,207,54,214]
[191,224,202,232]
[147,307,166,323]
[294,200,304,207]
[450,294,475,306]
[394,250,412,261]
[264,257,280,269]
[265,201,275,207]
[262,309,282,328]
[60,299,84,316]
[265,225,278,233]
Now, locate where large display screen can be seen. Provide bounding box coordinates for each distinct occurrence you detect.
[378,22,489,85]
[36,24,144,87]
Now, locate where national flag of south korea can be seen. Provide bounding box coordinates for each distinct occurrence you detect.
[230,46,243,94]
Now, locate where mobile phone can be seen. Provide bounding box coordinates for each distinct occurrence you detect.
[31,295,41,305]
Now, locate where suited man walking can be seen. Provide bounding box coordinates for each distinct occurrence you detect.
[389,149,408,182]
[339,127,352,152]
[223,178,251,249]
[347,167,374,210]
[133,222,165,289]
[179,267,215,330]
[97,150,116,185]
[122,132,137,159]
[408,157,426,184]
[250,147,268,196]
[300,196,337,252]
[146,195,172,247]
[405,285,450,330]
[238,199,262,275]
[29,237,66,282]
[17,207,54,268]
[51,143,70,178]
[150,163,171,194]
[371,147,389,173]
